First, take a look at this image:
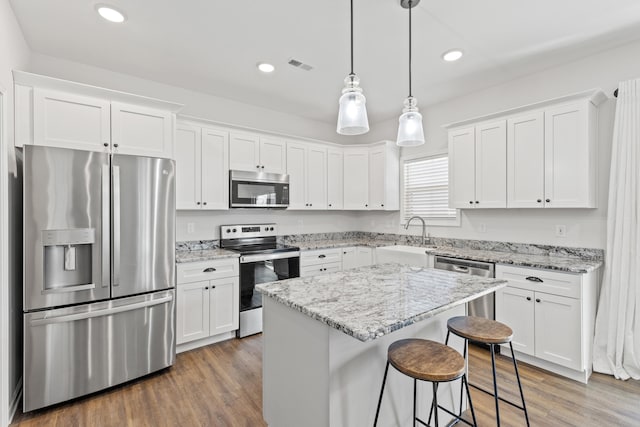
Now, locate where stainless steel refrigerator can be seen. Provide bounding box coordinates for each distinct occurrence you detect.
[22,145,176,412]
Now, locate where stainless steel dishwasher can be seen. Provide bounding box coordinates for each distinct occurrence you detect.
[434,256,496,320]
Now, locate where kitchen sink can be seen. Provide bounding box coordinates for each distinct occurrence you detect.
[376,245,435,267]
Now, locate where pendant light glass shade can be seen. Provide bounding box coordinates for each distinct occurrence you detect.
[337,74,369,135]
[397,96,425,146]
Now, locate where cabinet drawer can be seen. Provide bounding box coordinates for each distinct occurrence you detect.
[301,262,342,278]
[496,265,581,299]
[301,248,342,266]
[177,259,238,284]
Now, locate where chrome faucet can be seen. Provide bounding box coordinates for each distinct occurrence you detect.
[405,216,431,245]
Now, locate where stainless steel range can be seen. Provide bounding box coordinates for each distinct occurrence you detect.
[219,224,299,337]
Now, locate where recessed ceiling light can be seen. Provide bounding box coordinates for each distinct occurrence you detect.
[96,5,126,23]
[442,49,463,62]
[257,63,275,73]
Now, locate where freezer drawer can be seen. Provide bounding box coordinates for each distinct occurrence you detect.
[23,290,176,412]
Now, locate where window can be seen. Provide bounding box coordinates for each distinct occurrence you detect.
[402,155,459,225]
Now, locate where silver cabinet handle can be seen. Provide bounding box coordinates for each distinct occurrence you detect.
[112,165,121,287]
[102,163,110,288]
[30,294,173,326]
[203,267,217,273]
[526,276,543,283]
[452,265,469,272]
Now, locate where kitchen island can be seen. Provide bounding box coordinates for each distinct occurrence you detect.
[256,263,507,427]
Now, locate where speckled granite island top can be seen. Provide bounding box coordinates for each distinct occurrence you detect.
[256,263,506,342]
[175,248,239,263]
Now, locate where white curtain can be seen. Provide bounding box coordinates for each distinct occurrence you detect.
[593,78,640,380]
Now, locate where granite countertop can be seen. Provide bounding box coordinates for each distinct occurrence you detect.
[296,239,601,273]
[176,248,239,263]
[257,263,506,342]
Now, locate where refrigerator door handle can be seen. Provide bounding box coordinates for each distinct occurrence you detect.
[112,165,121,287]
[29,294,174,326]
[102,163,110,288]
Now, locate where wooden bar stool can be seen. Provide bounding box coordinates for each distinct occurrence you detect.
[446,316,530,427]
[373,338,477,427]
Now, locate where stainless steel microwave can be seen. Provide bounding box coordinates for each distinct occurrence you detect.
[229,170,290,208]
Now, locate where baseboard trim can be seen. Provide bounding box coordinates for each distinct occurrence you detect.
[501,346,590,384]
[176,331,236,354]
[8,377,22,424]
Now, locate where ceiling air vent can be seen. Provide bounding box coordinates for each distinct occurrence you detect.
[288,58,314,71]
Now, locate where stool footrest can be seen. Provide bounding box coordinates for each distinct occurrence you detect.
[417,403,475,427]
[469,383,527,411]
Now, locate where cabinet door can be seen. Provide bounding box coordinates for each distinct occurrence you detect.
[341,247,357,270]
[356,247,373,268]
[343,149,369,210]
[175,124,202,210]
[209,277,239,335]
[495,287,534,356]
[229,132,261,172]
[368,147,386,209]
[33,88,110,152]
[507,112,545,208]
[286,142,307,209]
[260,137,287,174]
[111,102,173,158]
[306,145,327,210]
[448,127,476,208]
[176,281,210,345]
[544,102,594,208]
[327,148,344,209]
[534,293,582,370]
[201,127,229,210]
[475,120,506,208]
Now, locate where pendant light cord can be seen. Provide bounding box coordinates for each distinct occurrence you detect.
[408,0,412,97]
[350,0,354,76]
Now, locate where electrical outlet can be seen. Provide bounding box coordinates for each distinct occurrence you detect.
[187,222,195,234]
[478,223,487,233]
[555,225,567,237]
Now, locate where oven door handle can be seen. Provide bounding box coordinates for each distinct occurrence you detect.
[240,251,300,263]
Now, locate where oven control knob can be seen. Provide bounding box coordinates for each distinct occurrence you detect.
[232,228,237,232]
[270,227,274,231]
[226,229,231,233]
[264,227,268,231]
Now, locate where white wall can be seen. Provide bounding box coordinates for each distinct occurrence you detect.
[0,0,30,424]
[357,39,640,249]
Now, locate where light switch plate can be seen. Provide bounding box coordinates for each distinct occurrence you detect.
[555,225,567,237]
[187,222,195,234]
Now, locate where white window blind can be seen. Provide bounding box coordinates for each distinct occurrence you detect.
[403,155,457,221]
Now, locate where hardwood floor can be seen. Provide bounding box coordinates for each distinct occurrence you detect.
[12,336,640,426]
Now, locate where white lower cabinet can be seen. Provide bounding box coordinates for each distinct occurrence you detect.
[300,248,342,278]
[176,259,239,349]
[495,264,598,383]
[341,247,373,270]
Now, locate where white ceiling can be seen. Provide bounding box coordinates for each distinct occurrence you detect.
[9,0,640,125]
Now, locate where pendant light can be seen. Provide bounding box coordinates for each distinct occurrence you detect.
[337,0,369,135]
[396,0,425,147]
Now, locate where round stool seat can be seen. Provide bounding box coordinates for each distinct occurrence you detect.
[388,339,465,382]
[447,316,513,344]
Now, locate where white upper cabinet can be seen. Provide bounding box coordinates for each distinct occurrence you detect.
[286,141,327,210]
[327,148,344,210]
[544,101,597,208]
[343,148,369,210]
[229,132,286,174]
[111,102,173,158]
[175,120,229,210]
[448,119,506,209]
[32,88,111,152]
[368,142,400,210]
[448,127,477,209]
[14,71,182,158]
[447,89,605,210]
[507,111,545,208]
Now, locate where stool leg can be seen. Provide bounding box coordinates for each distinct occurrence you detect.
[509,343,530,427]
[445,330,451,345]
[458,338,468,416]
[413,379,417,427]
[462,374,478,427]
[373,361,390,427]
[490,344,501,426]
[432,382,439,427]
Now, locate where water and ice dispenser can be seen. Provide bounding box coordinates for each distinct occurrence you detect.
[42,228,95,292]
